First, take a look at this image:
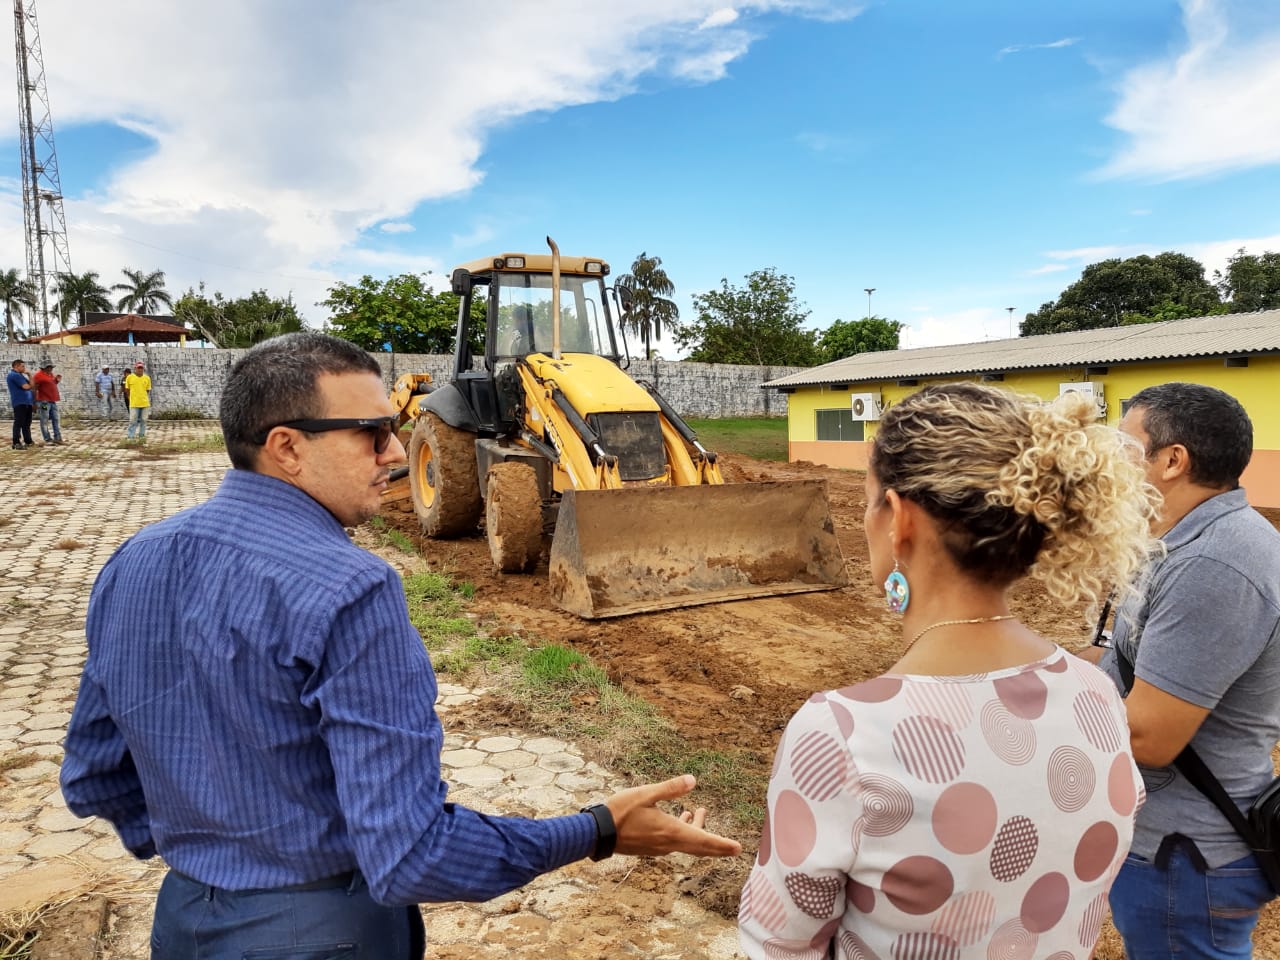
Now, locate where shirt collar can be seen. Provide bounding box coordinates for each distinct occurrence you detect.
[1163,487,1250,549]
[214,469,351,540]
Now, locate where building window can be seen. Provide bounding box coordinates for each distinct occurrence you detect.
[816,408,865,442]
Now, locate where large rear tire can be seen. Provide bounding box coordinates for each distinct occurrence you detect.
[485,462,543,573]
[409,413,481,537]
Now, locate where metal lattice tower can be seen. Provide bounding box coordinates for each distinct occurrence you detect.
[13,0,71,335]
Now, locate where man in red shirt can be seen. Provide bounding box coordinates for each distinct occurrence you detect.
[33,361,63,445]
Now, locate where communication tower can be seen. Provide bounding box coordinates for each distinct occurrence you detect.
[13,0,71,334]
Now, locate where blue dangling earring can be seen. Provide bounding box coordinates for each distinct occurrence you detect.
[884,560,910,614]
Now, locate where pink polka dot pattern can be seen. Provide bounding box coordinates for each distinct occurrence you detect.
[738,649,1138,960]
[1072,690,1122,752]
[994,670,1048,719]
[789,729,854,802]
[855,773,914,836]
[905,682,975,730]
[1108,751,1139,816]
[1077,892,1107,948]
[988,917,1038,960]
[989,816,1039,882]
[1047,745,1096,813]
[892,715,966,783]
[829,700,855,740]
[847,877,876,914]
[883,856,954,915]
[771,727,789,777]
[891,931,961,960]
[932,782,997,855]
[1020,872,1070,933]
[839,675,903,702]
[784,872,842,919]
[980,699,1037,766]
[758,802,772,866]
[931,889,996,945]
[775,789,818,867]
[1074,822,1119,882]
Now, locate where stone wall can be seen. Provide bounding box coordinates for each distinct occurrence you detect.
[16,344,801,420]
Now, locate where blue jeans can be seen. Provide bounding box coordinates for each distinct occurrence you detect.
[127,406,149,438]
[1109,845,1274,959]
[37,401,61,442]
[151,870,425,959]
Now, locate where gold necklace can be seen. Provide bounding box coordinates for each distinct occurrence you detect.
[906,615,1017,653]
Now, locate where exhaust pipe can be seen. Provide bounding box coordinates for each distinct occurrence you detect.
[547,235,562,361]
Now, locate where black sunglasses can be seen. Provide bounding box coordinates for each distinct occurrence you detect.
[254,416,399,454]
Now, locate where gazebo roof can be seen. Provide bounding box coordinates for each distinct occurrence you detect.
[25,313,193,344]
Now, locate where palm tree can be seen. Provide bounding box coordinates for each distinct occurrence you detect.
[0,269,38,342]
[615,252,680,360]
[52,270,113,329]
[113,268,174,315]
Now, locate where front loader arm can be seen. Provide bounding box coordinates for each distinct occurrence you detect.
[517,363,622,491]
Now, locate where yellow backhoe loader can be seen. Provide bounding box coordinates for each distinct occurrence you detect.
[388,238,847,618]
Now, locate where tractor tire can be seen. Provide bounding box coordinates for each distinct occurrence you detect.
[409,412,481,538]
[485,462,544,573]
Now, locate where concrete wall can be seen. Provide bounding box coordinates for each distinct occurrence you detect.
[14,344,801,420]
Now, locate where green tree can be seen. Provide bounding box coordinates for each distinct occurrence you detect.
[319,273,483,353]
[1022,252,1222,335]
[616,252,679,360]
[52,270,113,329]
[817,316,904,362]
[113,268,174,315]
[0,269,37,342]
[1214,248,1280,312]
[674,268,819,366]
[173,284,304,348]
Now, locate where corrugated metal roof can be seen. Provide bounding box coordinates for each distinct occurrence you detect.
[765,310,1280,388]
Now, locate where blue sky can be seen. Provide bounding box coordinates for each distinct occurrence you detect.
[3,0,1278,352]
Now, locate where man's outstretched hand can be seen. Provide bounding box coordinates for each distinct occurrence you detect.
[606,774,742,858]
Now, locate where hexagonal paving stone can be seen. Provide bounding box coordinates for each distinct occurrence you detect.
[439,748,486,769]
[450,764,505,787]
[487,750,537,772]
[474,735,521,753]
[536,752,585,773]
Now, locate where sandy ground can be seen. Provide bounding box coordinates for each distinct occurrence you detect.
[384,452,1280,959]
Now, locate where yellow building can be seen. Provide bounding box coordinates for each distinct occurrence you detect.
[766,311,1280,508]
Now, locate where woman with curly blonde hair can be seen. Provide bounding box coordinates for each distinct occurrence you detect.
[740,382,1160,960]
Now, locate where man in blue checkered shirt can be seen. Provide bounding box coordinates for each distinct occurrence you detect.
[61,332,739,959]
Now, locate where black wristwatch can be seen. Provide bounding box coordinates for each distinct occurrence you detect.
[581,803,617,861]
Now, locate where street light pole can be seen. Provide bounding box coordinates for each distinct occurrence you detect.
[864,288,876,319]
[1006,306,1016,337]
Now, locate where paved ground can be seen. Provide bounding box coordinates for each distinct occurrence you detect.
[0,419,740,958]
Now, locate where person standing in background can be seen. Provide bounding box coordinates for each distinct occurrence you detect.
[7,358,34,450]
[124,360,152,440]
[33,361,64,445]
[94,365,117,419]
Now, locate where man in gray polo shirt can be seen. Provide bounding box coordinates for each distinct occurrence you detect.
[1082,382,1280,959]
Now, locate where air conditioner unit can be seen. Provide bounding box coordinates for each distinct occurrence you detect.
[1059,381,1107,418]
[850,392,883,421]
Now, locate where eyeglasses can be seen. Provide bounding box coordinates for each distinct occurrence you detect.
[254,416,399,454]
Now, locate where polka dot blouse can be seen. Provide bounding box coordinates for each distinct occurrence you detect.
[739,646,1143,959]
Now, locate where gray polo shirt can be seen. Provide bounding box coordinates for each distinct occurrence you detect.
[1100,488,1280,866]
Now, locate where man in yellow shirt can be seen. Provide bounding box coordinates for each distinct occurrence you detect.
[124,361,152,440]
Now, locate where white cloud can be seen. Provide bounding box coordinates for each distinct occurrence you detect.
[1099,0,1280,179]
[997,37,1078,58]
[699,8,739,29]
[903,307,1018,349]
[0,0,863,325]
[378,222,415,234]
[1026,263,1070,275]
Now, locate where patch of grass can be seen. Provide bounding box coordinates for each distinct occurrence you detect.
[0,751,41,777]
[434,633,527,675]
[151,406,212,421]
[130,434,226,457]
[403,572,481,652]
[368,515,417,554]
[53,538,84,550]
[685,416,787,462]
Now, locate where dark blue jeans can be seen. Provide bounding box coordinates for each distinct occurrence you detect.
[1109,846,1274,959]
[151,870,425,959]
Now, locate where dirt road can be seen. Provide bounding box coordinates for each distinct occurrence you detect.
[386,452,1280,959]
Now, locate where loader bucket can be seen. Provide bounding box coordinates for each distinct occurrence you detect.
[548,479,848,619]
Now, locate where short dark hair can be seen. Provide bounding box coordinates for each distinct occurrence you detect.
[1127,382,1252,488]
[11,359,24,367]
[220,332,382,470]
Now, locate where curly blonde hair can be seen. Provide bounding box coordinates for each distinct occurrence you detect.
[870,382,1159,619]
